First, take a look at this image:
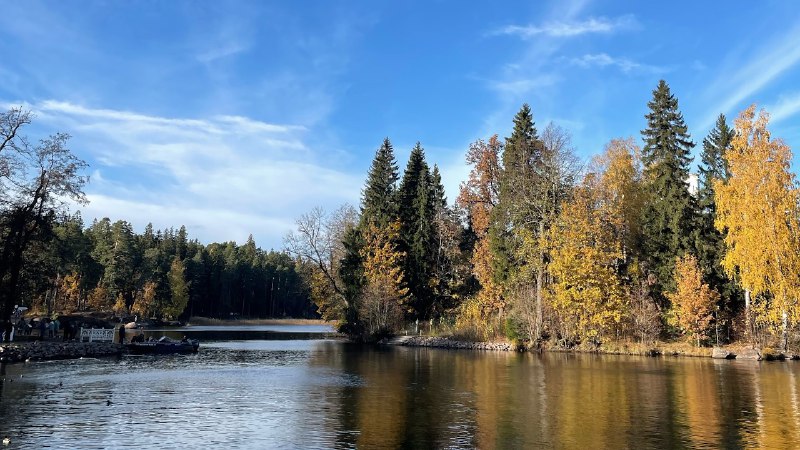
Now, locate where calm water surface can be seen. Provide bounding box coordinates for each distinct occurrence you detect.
[1,325,800,449]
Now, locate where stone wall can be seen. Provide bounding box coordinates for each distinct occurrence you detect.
[0,342,123,363]
[392,335,516,351]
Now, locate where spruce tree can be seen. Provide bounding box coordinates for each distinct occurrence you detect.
[695,114,738,320]
[338,226,365,336]
[430,164,447,210]
[340,138,400,335]
[640,80,696,302]
[490,103,542,284]
[397,143,436,318]
[361,138,399,227]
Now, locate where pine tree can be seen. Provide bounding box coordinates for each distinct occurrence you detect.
[640,80,696,303]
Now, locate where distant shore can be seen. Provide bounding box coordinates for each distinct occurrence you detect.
[186,317,333,327]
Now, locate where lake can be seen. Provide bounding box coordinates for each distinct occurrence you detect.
[1,325,799,449]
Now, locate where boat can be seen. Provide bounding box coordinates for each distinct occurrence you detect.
[125,336,199,355]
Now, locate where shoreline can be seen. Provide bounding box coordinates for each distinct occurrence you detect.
[186,317,332,326]
[0,341,123,364]
[388,335,800,361]
[5,330,795,364]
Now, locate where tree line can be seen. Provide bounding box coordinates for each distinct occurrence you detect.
[0,108,315,334]
[290,79,800,349]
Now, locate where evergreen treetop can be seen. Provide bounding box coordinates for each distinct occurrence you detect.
[361,138,399,227]
[698,114,733,212]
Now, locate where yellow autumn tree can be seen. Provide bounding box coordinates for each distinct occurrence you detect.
[714,105,800,345]
[88,282,113,311]
[359,220,408,337]
[112,293,127,315]
[666,254,718,346]
[547,178,627,344]
[57,272,82,313]
[131,282,157,318]
[590,137,644,259]
[163,258,189,320]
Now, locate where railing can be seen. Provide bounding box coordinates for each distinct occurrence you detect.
[80,327,115,342]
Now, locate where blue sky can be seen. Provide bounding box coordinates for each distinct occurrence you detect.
[2,0,800,249]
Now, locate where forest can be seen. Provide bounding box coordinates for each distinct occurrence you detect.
[288,79,800,349]
[2,78,798,350]
[0,108,314,328]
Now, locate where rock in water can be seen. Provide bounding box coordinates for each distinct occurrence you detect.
[712,347,735,359]
[738,347,761,361]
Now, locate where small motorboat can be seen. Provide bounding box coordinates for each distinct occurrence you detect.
[126,336,199,355]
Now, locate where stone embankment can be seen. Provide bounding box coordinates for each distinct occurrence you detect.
[389,335,517,351]
[0,341,123,363]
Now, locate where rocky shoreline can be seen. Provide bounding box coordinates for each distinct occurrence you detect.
[389,335,517,351]
[0,342,123,364]
[389,336,800,361]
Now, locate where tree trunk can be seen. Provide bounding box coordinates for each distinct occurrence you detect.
[782,309,788,352]
[744,289,752,340]
[535,221,544,342]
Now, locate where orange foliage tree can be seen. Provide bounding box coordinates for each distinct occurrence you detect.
[456,136,504,319]
[666,254,718,346]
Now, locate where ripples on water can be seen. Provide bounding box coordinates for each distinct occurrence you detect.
[2,328,800,449]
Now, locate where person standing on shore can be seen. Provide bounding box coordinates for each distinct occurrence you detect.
[118,324,126,344]
[39,319,46,341]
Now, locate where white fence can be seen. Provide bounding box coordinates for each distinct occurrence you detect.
[80,327,115,342]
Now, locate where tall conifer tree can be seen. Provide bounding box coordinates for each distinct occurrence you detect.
[490,104,541,285]
[340,138,401,333]
[398,143,437,318]
[361,138,399,227]
[640,80,696,302]
[695,114,737,317]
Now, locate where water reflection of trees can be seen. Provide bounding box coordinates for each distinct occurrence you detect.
[307,345,800,448]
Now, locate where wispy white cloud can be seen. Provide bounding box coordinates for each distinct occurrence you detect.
[491,15,638,39]
[570,53,665,74]
[699,24,800,131]
[489,75,559,95]
[768,92,800,124]
[17,100,361,246]
[196,40,250,64]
